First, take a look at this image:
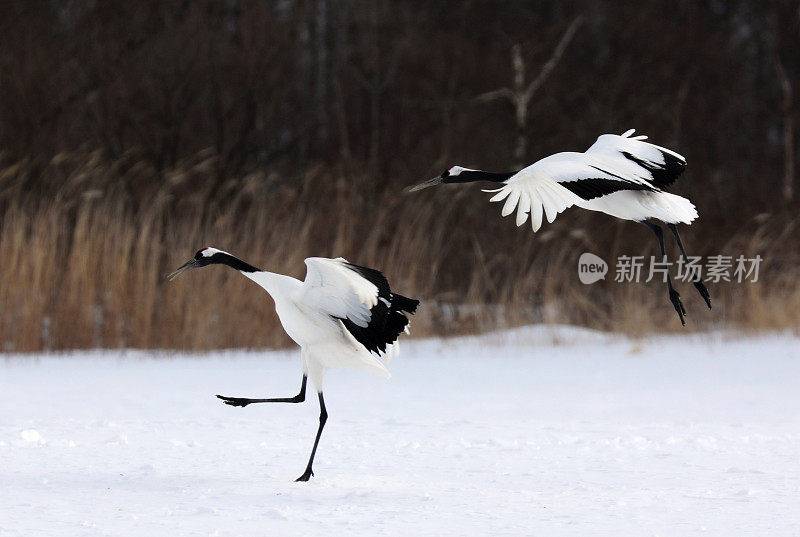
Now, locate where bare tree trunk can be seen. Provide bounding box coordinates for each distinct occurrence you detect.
[368,1,381,179]
[332,2,352,166]
[671,73,693,145]
[511,44,528,166]
[351,0,401,188]
[439,78,457,166]
[315,0,329,146]
[474,16,583,169]
[777,59,795,203]
[297,4,313,171]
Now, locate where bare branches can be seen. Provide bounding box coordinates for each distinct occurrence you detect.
[776,57,795,203]
[523,15,584,102]
[473,15,584,108]
[473,15,585,165]
[473,87,514,104]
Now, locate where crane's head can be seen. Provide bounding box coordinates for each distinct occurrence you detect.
[167,247,226,280]
[405,166,472,192]
[406,166,518,192]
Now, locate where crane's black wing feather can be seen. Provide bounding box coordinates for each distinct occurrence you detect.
[337,263,419,355]
[620,150,686,189]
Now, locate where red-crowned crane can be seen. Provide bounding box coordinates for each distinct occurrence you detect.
[168,248,419,481]
[408,129,710,325]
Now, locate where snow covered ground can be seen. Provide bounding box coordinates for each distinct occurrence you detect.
[2,326,800,536]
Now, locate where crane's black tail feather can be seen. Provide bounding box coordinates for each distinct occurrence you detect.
[391,293,419,314]
[337,262,420,355]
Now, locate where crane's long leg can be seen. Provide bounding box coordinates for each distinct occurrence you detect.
[296,392,328,482]
[643,221,686,326]
[216,375,307,407]
[667,223,712,309]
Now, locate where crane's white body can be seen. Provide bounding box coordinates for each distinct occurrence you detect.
[574,188,696,223]
[173,248,416,480]
[239,257,394,390]
[408,129,709,326]
[482,130,697,230]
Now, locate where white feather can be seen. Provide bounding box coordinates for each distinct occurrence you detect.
[298,257,379,328]
[501,188,521,217]
[516,192,531,226]
[483,130,693,231]
[531,193,544,231]
[489,188,511,203]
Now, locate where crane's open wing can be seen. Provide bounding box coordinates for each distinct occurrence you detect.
[483,160,587,232]
[585,129,687,189]
[485,130,685,231]
[299,257,381,327]
[298,257,418,355]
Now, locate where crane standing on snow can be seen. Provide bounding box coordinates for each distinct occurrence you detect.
[168,248,418,481]
[407,129,711,326]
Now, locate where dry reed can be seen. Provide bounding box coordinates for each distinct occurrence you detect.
[0,149,797,352]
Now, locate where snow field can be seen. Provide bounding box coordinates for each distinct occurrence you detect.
[2,327,800,536]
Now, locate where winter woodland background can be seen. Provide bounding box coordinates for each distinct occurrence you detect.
[1,0,799,350]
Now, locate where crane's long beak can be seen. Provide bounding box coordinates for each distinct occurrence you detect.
[405,177,443,193]
[167,258,198,281]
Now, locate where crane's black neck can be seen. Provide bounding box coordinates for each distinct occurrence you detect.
[205,252,261,273]
[443,170,517,184]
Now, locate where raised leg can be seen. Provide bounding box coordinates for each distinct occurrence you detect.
[296,392,328,482]
[667,223,712,309]
[643,221,686,326]
[216,375,307,407]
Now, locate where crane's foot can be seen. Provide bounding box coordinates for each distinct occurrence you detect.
[693,280,712,309]
[295,467,314,482]
[216,395,252,407]
[669,287,686,326]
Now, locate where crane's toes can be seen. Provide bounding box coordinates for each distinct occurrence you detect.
[694,280,712,309]
[668,288,686,326]
[216,395,251,407]
[295,468,314,482]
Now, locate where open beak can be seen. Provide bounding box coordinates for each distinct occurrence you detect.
[405,176,443,193]
[167,258,199,281]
